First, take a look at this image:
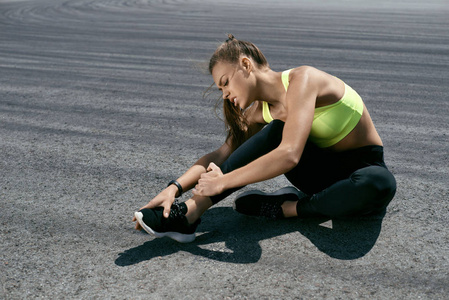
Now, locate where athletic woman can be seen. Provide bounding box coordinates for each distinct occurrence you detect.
[132,34,396,243]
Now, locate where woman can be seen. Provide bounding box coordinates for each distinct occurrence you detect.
[133,34,396,243]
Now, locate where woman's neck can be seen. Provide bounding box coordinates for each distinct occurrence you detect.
[254,69,286,105]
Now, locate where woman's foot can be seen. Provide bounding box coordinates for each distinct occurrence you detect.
[134,201,201,243]
[233,186,303,219]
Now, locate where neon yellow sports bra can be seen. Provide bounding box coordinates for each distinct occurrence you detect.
[262,69,364,148]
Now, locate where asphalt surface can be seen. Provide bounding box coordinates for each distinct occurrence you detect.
[1,0,448,299]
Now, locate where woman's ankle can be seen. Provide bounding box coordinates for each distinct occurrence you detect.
[281,201,299,218]
[184,196,213,224]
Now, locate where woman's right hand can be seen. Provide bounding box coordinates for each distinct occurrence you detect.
[132,184,179,230]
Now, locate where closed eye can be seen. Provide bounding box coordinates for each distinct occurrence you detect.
[218,79,228,91]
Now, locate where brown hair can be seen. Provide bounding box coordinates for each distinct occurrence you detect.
[209,34,269,151]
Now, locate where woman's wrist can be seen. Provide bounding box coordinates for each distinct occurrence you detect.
[220,174,232,194]
[165,184,179,198]
[167,180,183,198]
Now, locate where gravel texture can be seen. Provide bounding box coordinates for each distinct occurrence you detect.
[1,0,448,299]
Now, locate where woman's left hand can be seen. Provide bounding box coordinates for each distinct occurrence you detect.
[192,162,225,197]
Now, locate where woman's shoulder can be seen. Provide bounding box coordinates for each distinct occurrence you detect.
[286,66,345,101]
[289,66,341,90]
[288,66,328,80]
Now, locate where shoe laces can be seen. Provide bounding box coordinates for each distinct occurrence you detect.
[168,200,186,219]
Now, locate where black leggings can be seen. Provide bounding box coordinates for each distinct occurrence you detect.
[210,120,397,218]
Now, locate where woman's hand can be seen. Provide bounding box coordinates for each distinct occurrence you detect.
[192,163,225,197]
[132,185,178,230]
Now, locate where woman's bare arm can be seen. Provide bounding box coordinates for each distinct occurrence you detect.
[193,66,330,196]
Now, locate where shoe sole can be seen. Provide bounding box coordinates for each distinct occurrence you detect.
[134,211,196,243]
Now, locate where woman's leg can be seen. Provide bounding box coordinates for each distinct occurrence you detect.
[235,165,396,219]
[296,165,397,218]
[209,119,285,204]
[182,120,285,222]
[135,120,286,242]
[235,144,396,219]
[283,144,396,218]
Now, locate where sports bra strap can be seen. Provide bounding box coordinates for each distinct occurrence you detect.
[262,101,274,123]
[262,69,292,124]
[281,69,292,91]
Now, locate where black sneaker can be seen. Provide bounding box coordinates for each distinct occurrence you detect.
[134,202,200,243]
[234,187,303,219]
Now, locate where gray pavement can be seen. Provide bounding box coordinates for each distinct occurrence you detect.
[1,0,448,298]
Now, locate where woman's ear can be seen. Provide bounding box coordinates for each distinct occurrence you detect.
[240,57,252,73]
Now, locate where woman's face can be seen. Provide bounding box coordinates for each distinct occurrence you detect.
[211,58,255,110]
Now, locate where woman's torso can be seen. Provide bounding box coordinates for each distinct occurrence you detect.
[245,68,383,151]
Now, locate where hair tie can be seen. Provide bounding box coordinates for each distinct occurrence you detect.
[226,33,235,42]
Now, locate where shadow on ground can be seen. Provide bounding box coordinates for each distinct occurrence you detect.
[115,206,386,266]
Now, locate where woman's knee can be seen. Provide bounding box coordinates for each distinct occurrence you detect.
[267,119,285,139]
[351,166,397,206]
[221,120,285,174]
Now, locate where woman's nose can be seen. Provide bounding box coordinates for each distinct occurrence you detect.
[222,91,229,100]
